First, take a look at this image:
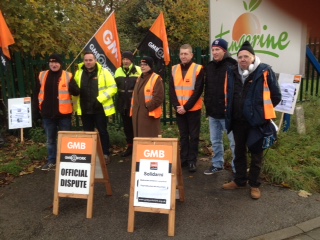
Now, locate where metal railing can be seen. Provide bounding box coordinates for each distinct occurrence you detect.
[0,42,319,128]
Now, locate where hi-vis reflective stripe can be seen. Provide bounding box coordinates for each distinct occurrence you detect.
[120,90,133,93]
[263,71,276,119]
[146,73,162,118]
[58,72,72,106]
[60,100,71,104]
[172,64,199,91]
[145,73,158,101]
[104,104,115,111]
[178,96,192,101]
[99,84,117,91]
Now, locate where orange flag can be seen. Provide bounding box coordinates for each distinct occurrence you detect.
[137,12,170,77]
[84,11,121,76]
[0,10,15,60]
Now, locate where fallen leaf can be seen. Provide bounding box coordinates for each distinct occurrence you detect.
[298,190,312,198]
[281,182,291,188]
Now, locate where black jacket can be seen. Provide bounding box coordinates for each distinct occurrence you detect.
[225,63,282,131]
[79,65,104,114]
[114,64,140,115]
[204,56,237,118]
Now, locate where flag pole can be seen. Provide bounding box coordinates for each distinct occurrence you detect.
[66,11,115,70]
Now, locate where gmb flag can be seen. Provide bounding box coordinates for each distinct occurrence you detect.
[0,10,15,70]
[137,12,170,77]
[84,11,121,76]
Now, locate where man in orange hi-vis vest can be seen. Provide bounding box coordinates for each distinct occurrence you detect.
[32,54,80,171]
[169,44,204,173]
[223,41,281,200]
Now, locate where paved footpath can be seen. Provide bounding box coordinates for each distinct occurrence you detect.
[0,156,320,240]
[251,217,320,240]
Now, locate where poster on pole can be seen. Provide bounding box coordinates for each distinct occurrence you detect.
[8,97,32,129]
[275,73,302,114]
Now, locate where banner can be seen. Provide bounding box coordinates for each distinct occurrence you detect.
[137,12,170,77]
[84,11,121,76]
[0,10,15,70]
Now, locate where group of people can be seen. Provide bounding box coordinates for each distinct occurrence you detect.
[33,39,281,200]
[168,40,281,200]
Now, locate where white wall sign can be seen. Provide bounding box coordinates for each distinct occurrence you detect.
[209,0,307,75]
[8,97,32,129]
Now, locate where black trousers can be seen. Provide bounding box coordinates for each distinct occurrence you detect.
[232,120,264,187]
[176,110,201,164]
[81,113,110,155]
[121,113,134,145]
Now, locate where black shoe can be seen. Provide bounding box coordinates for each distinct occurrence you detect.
[188,163,197,172]
[121,146,132,157]
[181,161,188,168]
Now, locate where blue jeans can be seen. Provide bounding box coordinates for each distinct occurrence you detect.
[43,117,72,164]
[209,117,235,171]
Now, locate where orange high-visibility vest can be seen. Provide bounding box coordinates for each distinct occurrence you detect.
[224,71,276,119]
[38,70,73,114]
[130,73,162,118]
[172,63,203,111]
[263,71,276,119]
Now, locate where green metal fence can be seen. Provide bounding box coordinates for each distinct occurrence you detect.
[0,43,319,129]
[0,47,209,128]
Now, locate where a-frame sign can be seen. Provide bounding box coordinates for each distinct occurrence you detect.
[128,137,185,236]
[53,131,112,218]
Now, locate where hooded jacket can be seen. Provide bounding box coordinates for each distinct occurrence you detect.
[225,63,281,131]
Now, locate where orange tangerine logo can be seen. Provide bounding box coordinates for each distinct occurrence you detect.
[232,0,261,42]
[215,0,290,58]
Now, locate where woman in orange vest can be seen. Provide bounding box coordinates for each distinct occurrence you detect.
[223,41,281,199]
[130,56,164,138]
[32,54,80,171]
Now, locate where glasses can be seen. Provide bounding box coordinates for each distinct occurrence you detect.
[140,63,148,66]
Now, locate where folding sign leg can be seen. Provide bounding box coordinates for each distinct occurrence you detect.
[168,210,176,236]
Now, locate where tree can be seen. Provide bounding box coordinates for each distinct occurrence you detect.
[0,0,109,55]
[142,0,209,49]
[0,0,210,56]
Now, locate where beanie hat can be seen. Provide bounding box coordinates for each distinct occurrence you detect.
[122,51,134,62]
[48,53,63,65]
[211,38,228,52]
[237,41,255,56]
[141,56,154,68]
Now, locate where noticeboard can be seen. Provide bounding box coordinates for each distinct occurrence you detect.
[53,131,112,218]
[128,137,184,237]
[8,97,32,129]
[275,73,302,114]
